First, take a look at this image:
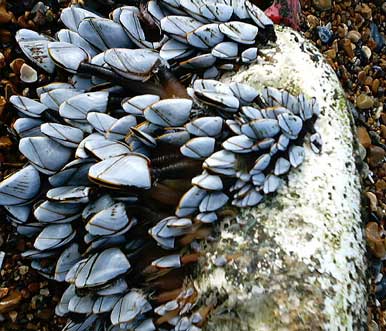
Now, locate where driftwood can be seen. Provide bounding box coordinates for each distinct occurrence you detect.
[193,27,367,331]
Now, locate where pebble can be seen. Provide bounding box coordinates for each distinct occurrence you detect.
[356,93,374,109]
[342,38,354,58]
[0,96,6,116]
[380,125,386,139]
[9,58,25,75]
[366,222,386,259]
[27,283,40,294]
[372,79,380,95]
[358,126,372,148]
[312,0,332,10]
[0,136,13,150]
[362,46,372,60]
[0,1,14,24]
[0,288,8,299]
[358,3,372,19]
[364,76,373,87]
[9,310,18,322]
[382,2,386,14]
[347,30,362,43]
[368,145,386,167]
[306,14,320,29]
[37,308,52,320]
[18,265,29,275]
[366,191,378,211]
[0,52,5,69]
[0,290,22,314]
[324,49,336,59]
[375,179,386,191]
[358,71,367,83]
[337,24,348,38]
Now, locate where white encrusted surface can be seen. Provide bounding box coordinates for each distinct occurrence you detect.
[196,27,366,331]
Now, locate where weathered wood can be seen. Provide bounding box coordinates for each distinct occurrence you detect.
[194,27,367,331]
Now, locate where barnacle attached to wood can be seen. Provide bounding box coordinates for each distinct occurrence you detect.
[0,0,323,330]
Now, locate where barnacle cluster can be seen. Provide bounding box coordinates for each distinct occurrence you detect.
[0,1,321,330]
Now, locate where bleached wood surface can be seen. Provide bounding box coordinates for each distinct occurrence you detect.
[194,27,366,331]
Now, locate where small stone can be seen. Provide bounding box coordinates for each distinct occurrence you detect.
[312,0,331,10]
[37,308,52,320]
[18,265,29,275]
[10,58,25,75]
[0,52,5,69]
[372,79,380,95]
[364,76,373,87]
[347,30,362,43]
[0,96,6,117]
[0,290,22,314]
[20,64,38,83]
[20,288,30,299]
[342,38,354,58]
[354,13,365,28]
[368,145,386,167]
[27,283,40,294]
[376,179,386,191]
[357,126,371,148]
[382,2,386,14]
[0,136,12,150]
[356,93,374,109]
[362,46,372,60]
[40,288,50,297]
[8,310,17,322]
[380,112,386,125]
[366,222,386,258]
[380,125,386,139]
[324,49,336,59]
[0,1,14,24]
[27,322,38,330]
[358,3,372,19]
[358,71,367,82]
[366,191,378,211]
[337,24,348,38]
[0,288,8,300]
[306,15,320,29]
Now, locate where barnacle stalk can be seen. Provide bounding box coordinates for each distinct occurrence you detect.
[0,1,324,330]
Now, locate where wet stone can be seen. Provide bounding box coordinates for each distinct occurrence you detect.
[347,30,362,43]
[366,222,386,259]
[358,71,367,83]
[342,38,354,58]
[366,191,378,212]
[358,3,372,19]
[372,79,380,95]
[312,0,332,11]
[375,179,386,191]
[324,49,336,59]
[0,290,22,314]
[0,136,12,150]
[368,145,386,167]
[356,94,374,109]
[357,126,372,148]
